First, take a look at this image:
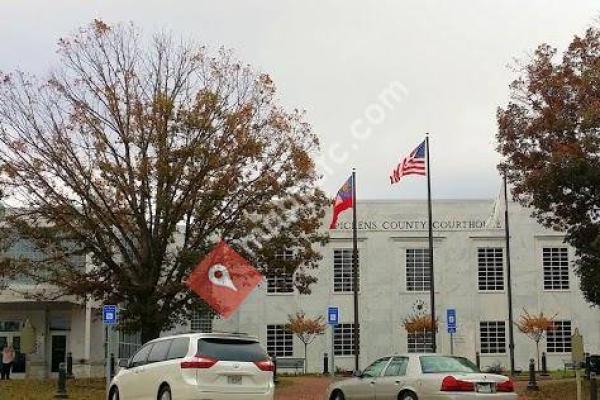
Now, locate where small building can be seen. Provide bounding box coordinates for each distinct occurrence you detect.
[0,294,105,379]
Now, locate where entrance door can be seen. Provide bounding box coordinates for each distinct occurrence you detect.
[12,336,25,373]
[0,334,26,374]
[51,335,67,373]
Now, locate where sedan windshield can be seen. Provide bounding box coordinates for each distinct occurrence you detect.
[420,356,480,373]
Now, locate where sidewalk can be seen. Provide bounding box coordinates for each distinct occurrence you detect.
[276,376,332,400]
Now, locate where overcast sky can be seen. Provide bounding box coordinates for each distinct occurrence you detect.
[1,1,598,199]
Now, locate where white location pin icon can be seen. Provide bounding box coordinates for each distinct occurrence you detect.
[208,264,238,291]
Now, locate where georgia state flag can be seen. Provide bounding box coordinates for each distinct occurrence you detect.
[329,175,354,229]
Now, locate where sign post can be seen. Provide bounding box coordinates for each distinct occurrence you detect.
[103,305,118,396]
[572,329,584,400]
[446,309,457,355]
[328,307,339,376]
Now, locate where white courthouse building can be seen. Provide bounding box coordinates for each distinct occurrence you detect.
[1,193,599,377]
[213,196,599,373]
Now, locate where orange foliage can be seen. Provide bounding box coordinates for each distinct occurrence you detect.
[403,314,438,334]
[515,308,556,343]
[287,311,326,345]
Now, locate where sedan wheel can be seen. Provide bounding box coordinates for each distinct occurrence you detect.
[109,387,119,400]
[159,386,172,400]
[400,392,417,400]
[332,390,345,400]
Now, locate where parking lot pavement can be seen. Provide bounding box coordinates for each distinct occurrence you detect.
[275,376,333,400]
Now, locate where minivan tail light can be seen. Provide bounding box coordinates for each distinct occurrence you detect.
[254,359,275,372]
[496,379,515,392]
[440,376,475,392]
[180,356,217,369]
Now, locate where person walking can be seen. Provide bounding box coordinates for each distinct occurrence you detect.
[1,344,15,380]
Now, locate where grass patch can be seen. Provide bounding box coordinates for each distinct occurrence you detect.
[517,379,599,400]
[0,378,105,400]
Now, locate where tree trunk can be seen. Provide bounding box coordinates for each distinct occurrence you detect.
[535,340,540,372]
[140,315,163,344]
[304,342,308,374]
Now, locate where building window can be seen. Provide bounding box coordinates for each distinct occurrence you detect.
[118,331,142,359]
[333,249,359,293]
[547,320,572,353]
[407,331,434,353]
[190,311,214,333]
[4,238,85,285]
[267,324,293,357]
[478,248,504,291]
[267,250,295,294]
[406,249,430,292]
[543,247,569,290]
[480,321,506,354]
[0,321,22,332]
[334,323,360,356]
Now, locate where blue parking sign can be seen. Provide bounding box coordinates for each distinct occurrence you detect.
[103,305,118,325]
[447,308,457,333]
[327,307,339,326]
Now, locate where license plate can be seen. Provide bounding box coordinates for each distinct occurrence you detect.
[227,376,242,385]
[476,383,493,393]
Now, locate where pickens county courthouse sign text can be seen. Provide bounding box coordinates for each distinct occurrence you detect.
[333,219,495,231]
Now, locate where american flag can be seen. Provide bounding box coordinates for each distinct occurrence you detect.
[390,140,427,184]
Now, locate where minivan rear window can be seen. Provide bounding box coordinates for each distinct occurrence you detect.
[197,338,267,362]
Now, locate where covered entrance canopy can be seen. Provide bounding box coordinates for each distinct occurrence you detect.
[0,300,93,378]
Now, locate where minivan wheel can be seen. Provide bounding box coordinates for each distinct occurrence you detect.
[109,386,119,400]
[158,385,172,400]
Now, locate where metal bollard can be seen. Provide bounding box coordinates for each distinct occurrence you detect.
[323,353,329,375]
[475,352,480,369]
[527,358,539,391]
[66,352,73,378]
[272,355,278,384]
[54,362,69,399]
[110,353,115,379]
[591,372,598,400]
[541,352,547,375]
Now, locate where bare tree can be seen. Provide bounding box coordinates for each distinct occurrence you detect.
[0,20,327,341]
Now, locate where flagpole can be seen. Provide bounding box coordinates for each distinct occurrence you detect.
[351,168,360,371]
[425,133,436,353]
[503,172,516,375]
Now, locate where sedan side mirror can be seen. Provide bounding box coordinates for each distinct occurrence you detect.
[352,369,363,378]
[118,359,129,369]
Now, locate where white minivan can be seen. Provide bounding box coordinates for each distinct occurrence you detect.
[108,332,275,400]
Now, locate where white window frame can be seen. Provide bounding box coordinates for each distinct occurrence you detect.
[477,247,504,291]
[479,321,506,354]
[266,324,293,358]
[406,248,430,292]
[407,331,434,353]
[546,320,572,353]
[190,310,214,333]
[333,249,359,293]
[334,323,359,356]
[266,250,295,295]
[543,247,569,291]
